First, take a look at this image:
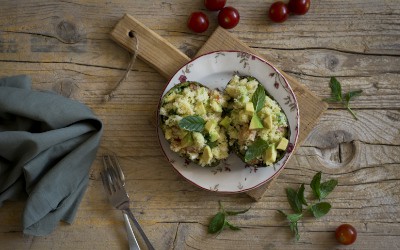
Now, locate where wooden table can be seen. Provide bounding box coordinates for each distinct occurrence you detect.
[1,0,399,249]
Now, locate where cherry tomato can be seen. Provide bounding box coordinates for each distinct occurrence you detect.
[268,1,289,23]
[288,0,311,15]
[335,224,357,245]
[187,12,209,33]
[218,6,240,29]
[204,0,226,11]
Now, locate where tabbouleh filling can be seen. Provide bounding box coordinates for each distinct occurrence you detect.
[160,75,290,167]
[160,82,230,167]
[224,75,289,166]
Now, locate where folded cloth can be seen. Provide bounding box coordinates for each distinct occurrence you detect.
[0,75,103,236]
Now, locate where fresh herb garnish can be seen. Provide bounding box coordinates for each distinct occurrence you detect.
[252,85,266,113]
[178,116,205,132]
[249,85,266,130]
[208,201,250,234]
[277,210,303,241]
[286,184,305,213]
[244,138,269,163]
[278,172,337,241]
[309,202,332,219]
[207,140,219,149]
[324,77,362,120]
[310,172,339,201]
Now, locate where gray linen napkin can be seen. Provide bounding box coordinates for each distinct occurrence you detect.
[0,75,103,236]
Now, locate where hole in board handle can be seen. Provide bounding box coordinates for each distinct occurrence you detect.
[128,30,135,38]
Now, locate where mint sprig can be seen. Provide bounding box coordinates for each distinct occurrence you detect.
[249,85,266,130]
[311,172,338,200]
[324,77,362,120]
[277,210,303,241]
[252,85,266,113]
[178,116,205,132]
[244,137,269,163]
[309,202,332,218]
[278,172,337,241]
[286,183,307,214]
[208,201,250,234]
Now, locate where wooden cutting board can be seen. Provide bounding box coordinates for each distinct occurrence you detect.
[110,14,328,201]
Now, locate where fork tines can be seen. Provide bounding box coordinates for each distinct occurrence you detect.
[101,154,126,193]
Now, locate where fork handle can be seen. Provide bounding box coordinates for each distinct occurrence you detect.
[125,209,155,250]
[123,212,141,250]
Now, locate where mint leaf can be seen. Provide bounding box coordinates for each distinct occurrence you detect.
[345,90,362,105]
[252,85,266,113]
[208,201,249,234]
[320,179,338,199]
[277,209,287,217]
[324,77,362,120]
[226,207,251,216]
[178,116,205,132]
[329,77,342,101]
[298,184,308,206]
[344,90,362,120]
[286,188,302,213]
[277,210,302,241]
[323,97,339,102]
[310,173,338,200]
[225,221,241,231]
[309,202,331,218]
[286,184,307,214]
[208,212,226,234]
[310,172,322,200]
[287,213,303,223]
[244,138,269,162]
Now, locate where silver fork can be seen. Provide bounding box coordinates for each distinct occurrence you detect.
[101,154,154,250]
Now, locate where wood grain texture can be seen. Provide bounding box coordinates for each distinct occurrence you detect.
[0,0,399,249]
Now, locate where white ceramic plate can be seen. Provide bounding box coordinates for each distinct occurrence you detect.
[157,51,299,193]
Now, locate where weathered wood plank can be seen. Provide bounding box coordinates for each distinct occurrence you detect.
[305,110,400,147]
[172,222,400,250]
[1,140,399,249]
[0,0,398,55]
[0,53,398,108]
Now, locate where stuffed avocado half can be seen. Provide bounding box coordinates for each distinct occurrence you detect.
[224,75,290,166]
[159,81,230,167]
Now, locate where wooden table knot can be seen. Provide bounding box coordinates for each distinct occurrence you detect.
[309,129,357,169]
[56,20,82,44]
[324,54,340,71]
[53,78,76,98]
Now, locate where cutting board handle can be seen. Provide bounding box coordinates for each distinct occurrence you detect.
[110,14,190,79]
